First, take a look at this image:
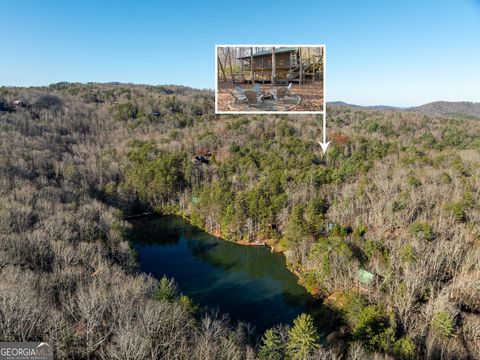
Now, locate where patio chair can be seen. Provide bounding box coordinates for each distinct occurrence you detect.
[276,87,288,102]
[235,85,246,94]
[244,90,264,105]
[276,83,300,103]
[231,85,247,103]
[252,83,264,95]
[286,83,302,104]
[285,82,293,95]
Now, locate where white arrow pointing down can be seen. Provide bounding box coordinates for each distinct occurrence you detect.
[318,112,330,154]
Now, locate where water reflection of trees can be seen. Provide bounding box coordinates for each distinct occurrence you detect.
[131,216,185,245]
[133,215,341,335]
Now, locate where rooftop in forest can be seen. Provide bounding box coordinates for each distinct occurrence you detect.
[237,47,299,59]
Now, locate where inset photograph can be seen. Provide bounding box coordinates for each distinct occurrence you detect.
[216,45,324,114]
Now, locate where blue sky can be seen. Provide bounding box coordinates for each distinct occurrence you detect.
[1,0,479,106]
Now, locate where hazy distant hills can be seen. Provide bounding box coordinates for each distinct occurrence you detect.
[328,100,480,119]
[409,101,480,119]
[328,101,401,110]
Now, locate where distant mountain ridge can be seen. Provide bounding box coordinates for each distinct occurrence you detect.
[328,101,401,110]
[409,101,480,119]
[328,100,480,119]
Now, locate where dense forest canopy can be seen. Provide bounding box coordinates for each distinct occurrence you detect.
[0,83,479,359]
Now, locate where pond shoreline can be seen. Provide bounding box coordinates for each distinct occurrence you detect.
[129,213,326,335]
[126,211,313,297]
[178,215,308,285]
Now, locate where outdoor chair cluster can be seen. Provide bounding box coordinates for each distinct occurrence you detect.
[230,83,300,106]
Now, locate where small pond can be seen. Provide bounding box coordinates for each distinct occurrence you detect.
[132,216,329,334]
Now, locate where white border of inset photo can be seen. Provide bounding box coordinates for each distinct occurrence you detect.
[215,44,325,115]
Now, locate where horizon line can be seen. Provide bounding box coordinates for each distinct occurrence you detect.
[1,81,479,108]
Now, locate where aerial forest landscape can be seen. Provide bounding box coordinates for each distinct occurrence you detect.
[1,1,479,360]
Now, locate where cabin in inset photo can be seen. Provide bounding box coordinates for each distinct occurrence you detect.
[216,45,324,113]
[237,47,323,84]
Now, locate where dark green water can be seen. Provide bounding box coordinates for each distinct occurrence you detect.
[132,216,326,333]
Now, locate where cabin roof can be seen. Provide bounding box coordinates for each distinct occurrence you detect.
[237,47,298,60]
[190,196,199,204]
[357,269,374,285]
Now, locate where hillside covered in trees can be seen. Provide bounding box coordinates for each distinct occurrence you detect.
[1,83,479,359]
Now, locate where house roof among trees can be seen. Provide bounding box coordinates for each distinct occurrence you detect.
[357,269,374,285]
[237,47,298,59]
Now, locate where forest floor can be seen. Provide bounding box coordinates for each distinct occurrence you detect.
[216,81,324,112]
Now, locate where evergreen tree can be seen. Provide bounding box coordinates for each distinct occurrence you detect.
[258,328,284,360]
[154,276,178,302]
[283,204,309,248]
[286,313,320,359]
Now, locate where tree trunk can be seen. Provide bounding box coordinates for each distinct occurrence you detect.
[271,47,276,85]
[217,55,226,82]
[227,48,236,85]
[250,47,254,84]
[261,57,264,83]
[299,48,302,85]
